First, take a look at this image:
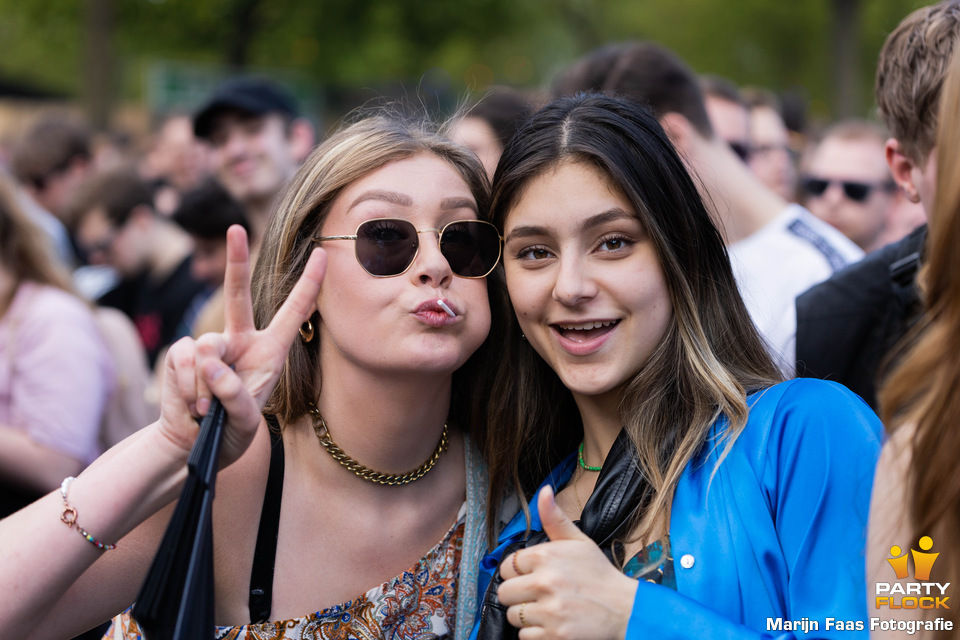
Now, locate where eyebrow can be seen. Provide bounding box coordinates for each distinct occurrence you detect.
[348,190,478,214]
[349,190,412,210]
[440,197,478,214]
[504,208,634,243]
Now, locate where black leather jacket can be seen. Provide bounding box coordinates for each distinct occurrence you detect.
[475,429,650,640]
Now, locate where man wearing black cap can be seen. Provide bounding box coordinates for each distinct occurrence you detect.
[193,77,314,243]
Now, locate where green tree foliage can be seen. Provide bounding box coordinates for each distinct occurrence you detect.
[0,0,932,123]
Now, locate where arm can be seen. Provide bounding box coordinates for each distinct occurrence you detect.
[626,381,881,639]
[2,416,192,638]
[0,226,326,639]
[0,426,84,491]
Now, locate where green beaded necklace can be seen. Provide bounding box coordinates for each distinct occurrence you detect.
[577,441,603,472]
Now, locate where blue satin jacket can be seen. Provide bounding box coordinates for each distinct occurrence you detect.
[473,379,882,640]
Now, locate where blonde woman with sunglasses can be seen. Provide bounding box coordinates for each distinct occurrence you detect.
[0,113,504,640]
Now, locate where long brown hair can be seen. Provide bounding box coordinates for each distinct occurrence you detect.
[251,111,504,433]
[479,94,781,545]
[879,47,960,633]
[0,174,73,311]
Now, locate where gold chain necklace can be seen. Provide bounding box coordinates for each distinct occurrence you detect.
[573,461,600,514]
[307,404,449,486]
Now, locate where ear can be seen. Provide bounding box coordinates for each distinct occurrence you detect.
[885,138,921,203]
[659,112,696,154]
[288,118,316,164]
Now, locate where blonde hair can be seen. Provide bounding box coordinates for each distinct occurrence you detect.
[251,112,493,425]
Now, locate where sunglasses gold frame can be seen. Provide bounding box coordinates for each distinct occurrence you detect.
[313,217,502,278]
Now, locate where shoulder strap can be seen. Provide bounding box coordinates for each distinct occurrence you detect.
[248,415,284,623]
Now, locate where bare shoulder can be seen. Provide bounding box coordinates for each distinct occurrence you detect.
[214,414,273,512]
[212,418,272,552]
[210,415,273,620]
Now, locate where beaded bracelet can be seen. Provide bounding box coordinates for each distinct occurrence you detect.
[59,477,117,551]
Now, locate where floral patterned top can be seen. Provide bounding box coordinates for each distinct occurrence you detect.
[105,504,467,640]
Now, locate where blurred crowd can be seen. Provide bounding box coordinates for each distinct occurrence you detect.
[4,1,960,638]
[0,77,319,516]
[0,21,933,519]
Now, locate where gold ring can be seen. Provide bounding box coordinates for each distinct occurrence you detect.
[512,551,527,576]
[519,602,530,627]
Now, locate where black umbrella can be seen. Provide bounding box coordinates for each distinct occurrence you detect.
[132,397,227,640]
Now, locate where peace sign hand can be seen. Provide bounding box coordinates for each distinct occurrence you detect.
[158,225,326,466]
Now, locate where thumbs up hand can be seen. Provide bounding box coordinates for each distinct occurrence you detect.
[497,486,639,640]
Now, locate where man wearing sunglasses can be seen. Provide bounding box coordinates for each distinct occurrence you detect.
[790,1,957,410]
[701,75,752,163]
[743,90,799,203]
[72,167,206,368]
[801,120,914,254]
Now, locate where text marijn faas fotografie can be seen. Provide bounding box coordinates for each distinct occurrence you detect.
[766,616,954,635]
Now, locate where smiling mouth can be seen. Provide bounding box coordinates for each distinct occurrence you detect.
[230,162,255,175]
[552,320,620,343]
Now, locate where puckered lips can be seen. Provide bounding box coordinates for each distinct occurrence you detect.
[414,298,461,328]
[550,319,620,355]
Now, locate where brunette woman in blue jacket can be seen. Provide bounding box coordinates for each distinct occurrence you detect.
[472,94,881,640]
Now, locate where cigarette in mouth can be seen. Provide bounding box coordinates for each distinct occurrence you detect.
[438,299,456,317]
